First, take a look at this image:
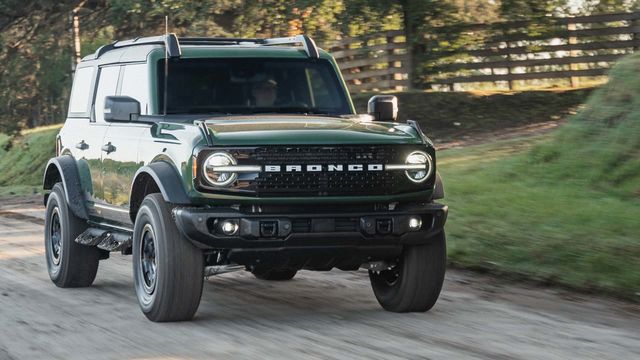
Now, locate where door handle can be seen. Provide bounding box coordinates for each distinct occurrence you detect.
[75,140,89,150]
[101,142,116,154]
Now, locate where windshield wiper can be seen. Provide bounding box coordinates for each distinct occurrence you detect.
[166,108,229,115]
[247,106,331,115]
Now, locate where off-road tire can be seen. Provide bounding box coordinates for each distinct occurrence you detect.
[45,183,99,287]
[251,267,297,281]
[369,231,446,312]
[132,193,204,322]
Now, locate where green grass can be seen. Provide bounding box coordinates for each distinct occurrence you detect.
[0,125,60,196]
[441,136,640,299]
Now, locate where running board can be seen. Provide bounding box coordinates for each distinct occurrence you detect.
[75,228,132,252]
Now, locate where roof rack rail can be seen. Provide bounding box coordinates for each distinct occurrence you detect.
[90,34,319,60]
[179,37,263,45]
[261,35,319,58]
[92,33,181,59]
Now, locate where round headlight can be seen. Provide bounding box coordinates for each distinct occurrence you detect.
[405,151,433,183]
[203,152,237,187]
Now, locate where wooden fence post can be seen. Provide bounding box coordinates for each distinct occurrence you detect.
[505,27,514,91]
[386,33,401,91]
[568,23,579,88]
[632,14,639,51]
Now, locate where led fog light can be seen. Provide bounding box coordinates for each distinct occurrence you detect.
[219,219,239,236]
[408,216,422,231]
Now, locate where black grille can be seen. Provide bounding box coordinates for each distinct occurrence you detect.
[242,145,431,197]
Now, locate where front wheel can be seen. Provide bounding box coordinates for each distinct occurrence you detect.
[369,231,446,312]
[132,194,204,322]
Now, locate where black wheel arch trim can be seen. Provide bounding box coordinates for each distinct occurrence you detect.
[131,161,191,206]
[43,155,89,220]
[432,172,445,200]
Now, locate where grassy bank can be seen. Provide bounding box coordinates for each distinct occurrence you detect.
[0,125,60,196]
[443,54,640,299]
[441,136,640,299]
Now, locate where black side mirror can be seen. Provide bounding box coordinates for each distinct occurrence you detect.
[367,95,398,122]
[104,96,140,122]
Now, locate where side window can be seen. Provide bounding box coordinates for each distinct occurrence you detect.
[68,67,94,116]
[121,64,149,114]
[93,66,121,123]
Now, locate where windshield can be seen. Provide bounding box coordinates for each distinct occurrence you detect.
[157,58,352,115]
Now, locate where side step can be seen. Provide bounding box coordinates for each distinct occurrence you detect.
[75,228,132,253]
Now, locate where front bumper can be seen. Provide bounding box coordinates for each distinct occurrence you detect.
[173,203,447,258]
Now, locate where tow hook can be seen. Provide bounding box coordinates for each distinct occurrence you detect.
[363,261,395,273]
[260,221,279,238]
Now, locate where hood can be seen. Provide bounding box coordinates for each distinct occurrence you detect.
[203,115,423,146]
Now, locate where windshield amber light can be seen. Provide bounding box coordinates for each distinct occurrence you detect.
[192,155,198,180]
[55,137,62,156]
[203,152,238,187]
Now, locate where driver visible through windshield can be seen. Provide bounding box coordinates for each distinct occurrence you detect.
[157,58,352,116]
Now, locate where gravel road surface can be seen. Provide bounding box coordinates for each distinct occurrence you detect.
[0,198,638,360]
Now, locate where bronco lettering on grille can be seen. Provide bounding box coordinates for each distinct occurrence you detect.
[264,164,384,172]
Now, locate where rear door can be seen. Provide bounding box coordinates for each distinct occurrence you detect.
[60,66,96,200]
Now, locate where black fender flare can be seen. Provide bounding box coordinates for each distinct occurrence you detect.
[130,161,191,206]
[43,155,89,219]
[432,172,445,200]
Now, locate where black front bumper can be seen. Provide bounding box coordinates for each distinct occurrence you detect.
[173,203,447,259]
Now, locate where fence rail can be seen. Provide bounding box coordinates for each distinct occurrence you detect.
[328,11,640,92]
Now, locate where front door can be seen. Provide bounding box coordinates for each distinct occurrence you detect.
[100,124,147,225]
[98,63,151,226]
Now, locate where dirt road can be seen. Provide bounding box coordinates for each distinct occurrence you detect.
[0,199,638,360]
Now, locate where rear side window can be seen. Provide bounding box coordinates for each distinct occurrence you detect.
[93,66,121,123]
[68,67,94,115]
[121,64,149,114]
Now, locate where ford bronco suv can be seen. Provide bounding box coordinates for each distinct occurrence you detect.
[43,34,447,322]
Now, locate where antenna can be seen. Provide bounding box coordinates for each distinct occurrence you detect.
[163,15,168,116]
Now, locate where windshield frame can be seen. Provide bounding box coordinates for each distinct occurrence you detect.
[152,55,355,117]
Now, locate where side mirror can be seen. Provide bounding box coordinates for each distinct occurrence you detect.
[104,96,140,122]
[367,95,398,122]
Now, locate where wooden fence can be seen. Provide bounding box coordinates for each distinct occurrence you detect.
[329,30,409,92]
[329,12,640,92]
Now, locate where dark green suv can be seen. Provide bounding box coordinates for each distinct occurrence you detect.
[43,34,447,322]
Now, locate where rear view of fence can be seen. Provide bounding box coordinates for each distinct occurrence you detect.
[330,12,640,92]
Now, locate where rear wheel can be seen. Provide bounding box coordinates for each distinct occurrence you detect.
[132,193,204,322]
[44,183,99,287]
[369,231,446,312]
[251,266,297,281]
